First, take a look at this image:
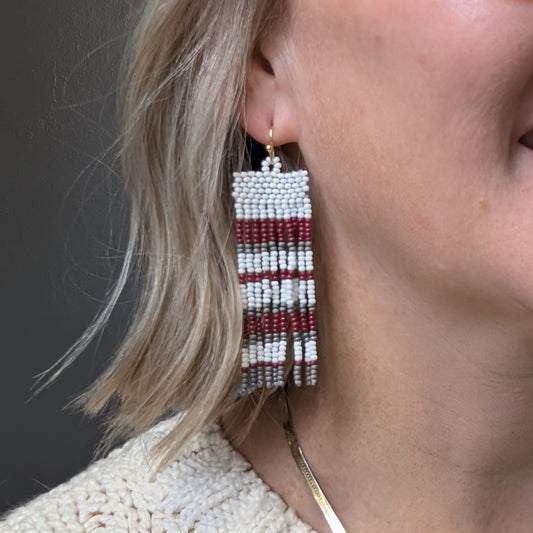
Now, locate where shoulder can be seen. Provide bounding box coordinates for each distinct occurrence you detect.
[0,417,313,532]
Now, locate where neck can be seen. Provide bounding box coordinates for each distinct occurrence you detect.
[284,243,533,532]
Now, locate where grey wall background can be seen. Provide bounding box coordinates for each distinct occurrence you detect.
[1,0,141,513]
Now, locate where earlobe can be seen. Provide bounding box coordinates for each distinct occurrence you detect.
[240,45,299,147]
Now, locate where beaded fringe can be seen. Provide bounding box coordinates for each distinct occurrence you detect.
[232,156,318,395]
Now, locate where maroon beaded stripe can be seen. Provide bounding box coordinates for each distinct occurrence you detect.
[242,310,317,337]
[238,270,314,284]
[235,218,312,245]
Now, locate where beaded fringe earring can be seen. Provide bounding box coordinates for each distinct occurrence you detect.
[232,130,318,395]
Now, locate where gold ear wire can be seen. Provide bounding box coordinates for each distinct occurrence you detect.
[265,127,275,161]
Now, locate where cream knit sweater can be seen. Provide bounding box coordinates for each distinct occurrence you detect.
[0,417,314,532]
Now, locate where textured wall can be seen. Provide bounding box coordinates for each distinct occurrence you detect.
[1,0,140,513]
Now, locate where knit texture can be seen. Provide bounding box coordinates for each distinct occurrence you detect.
[1,417,314,532]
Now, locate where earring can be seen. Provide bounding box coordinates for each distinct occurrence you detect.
[232,129,318,395]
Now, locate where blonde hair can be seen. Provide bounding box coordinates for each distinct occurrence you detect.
[40,0,289,461]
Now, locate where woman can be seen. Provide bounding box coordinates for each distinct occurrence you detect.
[4,0,533,531]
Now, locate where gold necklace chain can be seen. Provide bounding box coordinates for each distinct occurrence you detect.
[280,391,347,533]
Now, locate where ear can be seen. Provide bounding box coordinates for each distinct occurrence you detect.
[241,39,300,147]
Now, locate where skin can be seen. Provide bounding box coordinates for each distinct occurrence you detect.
[228,1,533,531]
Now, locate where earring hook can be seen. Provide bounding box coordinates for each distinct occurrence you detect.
[265,127,275,161]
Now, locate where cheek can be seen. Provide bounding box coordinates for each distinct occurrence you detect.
[288,3,527,216]
[288,2,533,315]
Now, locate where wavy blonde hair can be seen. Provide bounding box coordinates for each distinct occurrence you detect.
[40,0,291,461]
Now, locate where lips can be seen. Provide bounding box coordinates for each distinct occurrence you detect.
[519,130,533,150]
